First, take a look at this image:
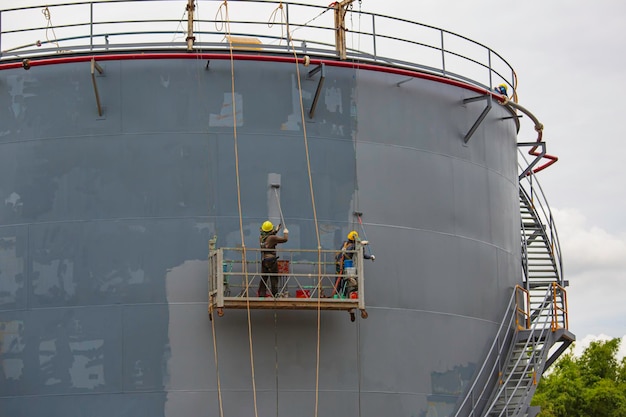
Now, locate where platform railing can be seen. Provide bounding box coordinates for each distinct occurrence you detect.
[208,244,369,319]
[0,0,516,92]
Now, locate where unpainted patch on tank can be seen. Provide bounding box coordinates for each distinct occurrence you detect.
[209,92,243,127]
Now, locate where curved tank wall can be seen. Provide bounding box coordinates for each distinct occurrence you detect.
[0,57,520,417]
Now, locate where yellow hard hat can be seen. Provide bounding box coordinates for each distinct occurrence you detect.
[347,230,359,241]
[261,221,274,232]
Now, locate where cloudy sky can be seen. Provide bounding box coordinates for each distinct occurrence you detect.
[3,0,625,357]
[375,0,626,357]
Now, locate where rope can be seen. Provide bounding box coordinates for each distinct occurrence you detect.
[289,4,333,38]
[276,9,324,417]
[41,6,71,53]
[196,3,223,414]
[274,311,280,417]
[268,2,286,46]
[171,7,190,43]
[356,215,373,256]
[219,2,260,417]
[42,7,60,50]
[210,306,225,417]
[356,315,362,417]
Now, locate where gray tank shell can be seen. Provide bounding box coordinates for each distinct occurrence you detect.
[0,57,520,416]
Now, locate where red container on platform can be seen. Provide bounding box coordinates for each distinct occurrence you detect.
[296,289,310,298]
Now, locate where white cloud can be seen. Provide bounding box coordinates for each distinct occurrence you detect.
[550,208,626,339]
[553,207,626,273]
[572,334,626,360]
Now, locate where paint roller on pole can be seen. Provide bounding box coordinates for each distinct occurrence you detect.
[271,183,287,232]
[354,211,374,258]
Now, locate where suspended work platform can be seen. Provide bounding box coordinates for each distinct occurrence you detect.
[208,241,369,321]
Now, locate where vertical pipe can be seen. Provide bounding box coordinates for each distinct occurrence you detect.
[0,11,3,56]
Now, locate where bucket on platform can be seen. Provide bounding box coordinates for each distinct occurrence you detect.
[296,289,310,298]
[345,267,356,276]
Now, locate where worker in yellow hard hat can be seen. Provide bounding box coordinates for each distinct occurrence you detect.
[258,221,289,297]
[333,230,375,298]
[494,83,508,96]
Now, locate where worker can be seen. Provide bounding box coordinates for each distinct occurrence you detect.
[258,220,289,297]
[334,230,374,297]
[494,83,508,96]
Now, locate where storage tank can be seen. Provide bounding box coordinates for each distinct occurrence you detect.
[0,2,571,416]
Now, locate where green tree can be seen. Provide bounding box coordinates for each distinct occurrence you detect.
[531,338,626,417]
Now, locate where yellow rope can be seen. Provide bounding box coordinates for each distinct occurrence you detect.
[276,6,324,416]
[219,2,259,417]
[210,306,225,417]
[198,3,223,415]
[42,7,60,50]
[41,6,72,54]
[268,2,286,46]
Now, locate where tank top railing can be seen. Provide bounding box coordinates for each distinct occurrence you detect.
[208,245,369,320]
[1,0,516,94]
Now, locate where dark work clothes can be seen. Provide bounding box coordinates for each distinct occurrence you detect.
[259,231,288,297]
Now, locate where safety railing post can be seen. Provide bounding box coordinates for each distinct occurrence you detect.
[90,2,94,51]
[440,30,446,77]
[0,11,3,58]
[371,14,377,60]
[357,244,365,311]
[487,49,493,91]
[216,249,224,308]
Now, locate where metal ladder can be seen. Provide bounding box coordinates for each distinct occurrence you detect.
[453,178,574,417]
[480,188,574,417]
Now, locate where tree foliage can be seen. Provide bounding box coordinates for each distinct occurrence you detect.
[531,338,626,417]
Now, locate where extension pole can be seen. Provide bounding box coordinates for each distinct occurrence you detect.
[272,184,287,229]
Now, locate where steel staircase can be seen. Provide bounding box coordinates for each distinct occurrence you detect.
[452,173,575,417]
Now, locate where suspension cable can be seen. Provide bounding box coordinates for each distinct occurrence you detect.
[197,2,223,415]
[274,310,280,417]
[210,305,225,417]
[273,5,324,416]
[218,2,260,417]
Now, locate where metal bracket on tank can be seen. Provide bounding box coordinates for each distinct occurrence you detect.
[517,141,547,179]
[307,62,326,119]
[90,58,105,117]
[462,94,492,144]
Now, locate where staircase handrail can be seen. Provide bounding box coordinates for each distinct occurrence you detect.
[452,287,520,417]
[481,286,555,416]
[518,155,564,286]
